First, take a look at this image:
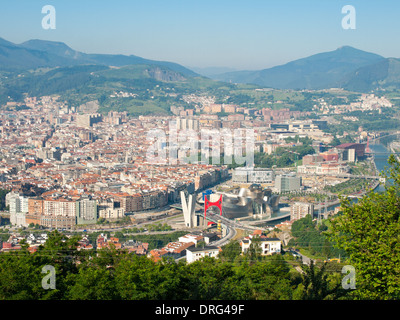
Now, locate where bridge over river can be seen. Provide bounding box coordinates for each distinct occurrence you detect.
[368,131,400,143]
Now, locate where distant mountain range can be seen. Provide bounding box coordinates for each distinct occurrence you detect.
[0,37,197,77]
[1,37,400,92]
[212,46,400,92]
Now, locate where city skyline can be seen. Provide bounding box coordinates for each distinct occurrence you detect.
[1,0,399,70]
[0,0,399,304]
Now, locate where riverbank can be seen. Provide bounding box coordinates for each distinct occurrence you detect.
[369,142,393,193]
[389,142,400,162]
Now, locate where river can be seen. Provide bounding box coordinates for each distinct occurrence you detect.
[369,142,393,193]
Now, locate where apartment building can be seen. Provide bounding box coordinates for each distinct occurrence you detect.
[26,198,44,226]
[76,198,98,225]
[28,198,44,215]
[42,198,77,228]
[98,198,125,219]
[40,215,76,229]
[186,246,220,263]
[290,202,314,221]
[116,194,143,213]
[275,174,302,193]
[44,199,76,217]
[176,117,199,131]
[8,193,29,227]
[76,113,102,128]
[141,189,168,210]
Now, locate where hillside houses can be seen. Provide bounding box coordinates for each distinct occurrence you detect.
[240,230,282,256]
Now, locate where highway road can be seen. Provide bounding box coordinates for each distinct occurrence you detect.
[206,212,264,232]
[209,225,236,247]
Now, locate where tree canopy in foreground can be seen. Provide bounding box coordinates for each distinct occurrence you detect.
[327,154,400,299]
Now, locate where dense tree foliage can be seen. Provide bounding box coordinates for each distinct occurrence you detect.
[0,230,349,300]
[0,189,9,211]
[288,215,346,260]
[327,155,400,299]
[297,261,348,300]
[255,136,315,169]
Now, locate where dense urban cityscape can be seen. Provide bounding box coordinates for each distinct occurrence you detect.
[1,1,400,309]
[0,88,397,278]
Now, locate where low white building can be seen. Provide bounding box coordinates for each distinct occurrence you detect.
[240,232,282,256]
[297,162,350,175]
[178,234,204,246]
[26,233,47,245]
[186,246,220,263]
[10,212,27,227]
[98,207,125,219]
[232,167,275,184]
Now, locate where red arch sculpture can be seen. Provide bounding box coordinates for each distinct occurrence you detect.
[204,194,222,225]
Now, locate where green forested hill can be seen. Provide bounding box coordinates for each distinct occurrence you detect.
[338,58,400,92]
[0,37,198,77]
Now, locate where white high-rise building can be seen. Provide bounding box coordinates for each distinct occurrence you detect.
[9,194,29,226]
[290,202,314,221]
[176,117,199,131]
[76,199,98,224]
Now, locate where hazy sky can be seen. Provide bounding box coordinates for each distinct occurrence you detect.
[1,0,399,70]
